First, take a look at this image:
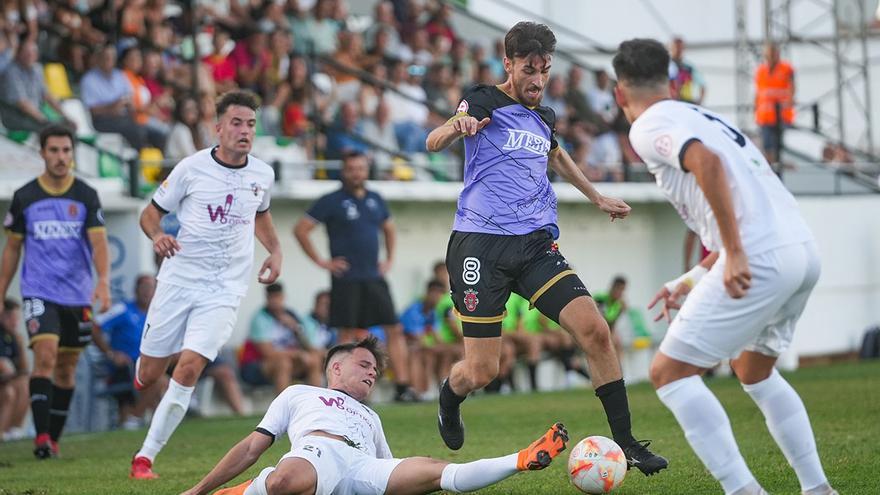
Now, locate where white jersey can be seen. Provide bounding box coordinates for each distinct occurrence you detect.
[256,384,393,459]
[629,100,813,254]
[152,147,274,296]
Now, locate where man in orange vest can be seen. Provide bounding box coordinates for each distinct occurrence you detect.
[754,42,795,164]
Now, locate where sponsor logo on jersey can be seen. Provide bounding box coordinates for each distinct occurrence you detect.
[206,194,249,225]
[654,135,673,157]
[33,220,82,240]
[502,129,551,155]
[3,212,12,228]
[463,289,479,312]
[319,395,346,409]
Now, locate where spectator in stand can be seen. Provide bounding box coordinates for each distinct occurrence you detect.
[450,39,474,85]
[119,0,148,39]
[190,355,247,417]
[487,38,505,81]
[428,33,452,67]
[203,29,237,95]
[363,27,396,70]
[360,99,399,179]
[141,49,174,123]
[399,29,433,67]
[328,30,364,103]
[0,40,73,132]
[424,62,456,116]
[565,65,605,137]
[755,41,795,165]
[358,63,387,119]
[542,75,568,122]
[424,2,456,45]
[474,62,495,85]
[0,19,15,75]
[265,29,293,96]
[230,29,271,94]
[400,279,447,397]
[267,55,325,144]
[81,44,162,150]
[0,298,28,441]
[300,289,336,349]
[240,283,324,393]
[365,1,402,55]
[586,70,623,181]
[668,36,706,104]
[165,95,209,160]
[303,0,339,55]
[385,60,429,153]
[92,275,167,430]
[51,1,106,78]
[324,101,369,162]
[120,46,170,149]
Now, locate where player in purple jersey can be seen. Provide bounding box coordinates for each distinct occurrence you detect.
[0,124,111,459]
[425,22,667,475]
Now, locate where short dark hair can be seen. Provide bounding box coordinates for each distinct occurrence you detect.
[612,39,670,88]
[426,279,445,292]
[216,90,261,117]
[266,283,284,294]
[324,336,386,375]
[612,275,627,286]
[342,150,367,164]
[3,298,20,312]
[504,21,556,60]
[39,124,75,150]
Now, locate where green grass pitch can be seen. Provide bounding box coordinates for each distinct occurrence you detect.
[1,361,877,494]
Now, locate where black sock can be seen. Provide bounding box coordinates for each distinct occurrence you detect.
[29,377,53,436]
[595,379,636,446]
[527,363,538,391]
[439,378,466,408]
[49,385,75,442]
[395,383,408,395]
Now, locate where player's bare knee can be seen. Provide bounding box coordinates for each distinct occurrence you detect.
[466,360,499,388]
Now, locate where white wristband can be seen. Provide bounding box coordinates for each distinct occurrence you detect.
[664,265,708,293]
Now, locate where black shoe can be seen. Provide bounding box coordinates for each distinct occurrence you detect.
[437,380,465,450]
[622,439,668,476]
[394,387,422,403]
[33,440,53,460]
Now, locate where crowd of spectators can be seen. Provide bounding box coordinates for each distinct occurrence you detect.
[0,0,651,182]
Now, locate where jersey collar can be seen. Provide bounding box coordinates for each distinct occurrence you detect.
[210,146,248,169]
[37,175,75,196]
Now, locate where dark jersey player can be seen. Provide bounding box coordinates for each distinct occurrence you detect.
[0,124,111,459]
[425,22,667,475]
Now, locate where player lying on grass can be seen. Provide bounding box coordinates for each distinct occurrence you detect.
[182,336,569,495]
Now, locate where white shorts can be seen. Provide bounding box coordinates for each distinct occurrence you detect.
[280,436,403,495]
[139,282,241,361]
[659,241,820,368]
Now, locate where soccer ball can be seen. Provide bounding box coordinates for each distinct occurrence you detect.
[567,436,628,494]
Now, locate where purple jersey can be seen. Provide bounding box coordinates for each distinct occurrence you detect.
[452,85,560,237]
[3,177,104,306]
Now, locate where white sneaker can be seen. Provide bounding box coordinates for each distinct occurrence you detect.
[121,417,144,431]
[2,427,28,441]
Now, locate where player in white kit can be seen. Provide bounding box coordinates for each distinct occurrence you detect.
[612,39,837,495]
[130,90,283,479]
[181,336,569,495]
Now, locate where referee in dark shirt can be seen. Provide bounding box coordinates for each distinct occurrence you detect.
[295,152,417,402]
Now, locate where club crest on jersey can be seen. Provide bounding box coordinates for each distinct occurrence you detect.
[463,289,479,312]
[654,135,673,157]
[27,318,39,334]
[68,204,78,217]
[502,129,551,155]
[457,99,468,113]
[251,182,261,196]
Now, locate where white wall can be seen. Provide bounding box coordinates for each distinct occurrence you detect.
[2,186,876,363]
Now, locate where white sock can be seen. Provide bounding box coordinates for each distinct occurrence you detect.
[440,453,519,493]
[742,369,828,491]
[136,379,194,462]
[657,375,758,495]
[243,467,274,495]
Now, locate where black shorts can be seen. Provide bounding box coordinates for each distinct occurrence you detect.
[446,230,590,338]
[23,298,93,350]
[329,278,398,329]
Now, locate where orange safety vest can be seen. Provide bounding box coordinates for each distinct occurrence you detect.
[755,61,795,126]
